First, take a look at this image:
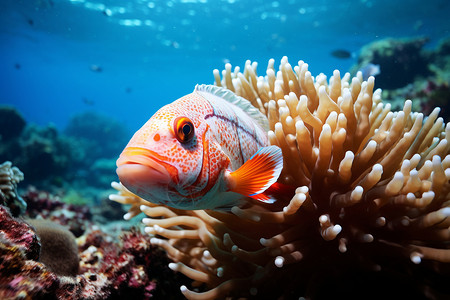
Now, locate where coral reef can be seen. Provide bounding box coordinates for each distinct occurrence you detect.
[23,187,92,237]
[62,111,130,188]
[78,228,192,299]
[0,106,26,142]
[377,38,450,122]
[19,124,74,183]
[64,112,129,161]
[0,205,58,300]
[0,122,74,186]
[0,109,130,194]
[27,219,80,277]
[111,57,450,299]
[0,202,189,299]
[429,37,450,84]
[351,37,430,90]
[0,161,26,216]
[0,205,40,261]
[89,158,118,188]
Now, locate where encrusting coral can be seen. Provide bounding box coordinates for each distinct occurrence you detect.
[110,57,450,299]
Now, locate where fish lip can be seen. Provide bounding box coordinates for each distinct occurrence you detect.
[116,147,172,184]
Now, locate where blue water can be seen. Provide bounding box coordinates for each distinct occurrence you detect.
[1,0,449,132]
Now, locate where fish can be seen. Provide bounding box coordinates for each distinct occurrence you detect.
[359,63,380,81]
[90,64,103,72]
[330,49,352,59]
[116,85,283,210]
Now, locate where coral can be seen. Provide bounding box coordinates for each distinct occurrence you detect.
[64,111,129,163]
[91,197,127,224]
[0,202,187,299]
[111,57,450,299]
[0,242,59,300]
[417,81,450,122]
[63,112,130,188]
[376,36,450,122]
[0,205,40,261]
[23,187,92,237]
[61,189,89,206]
[0,122,75,187]
[351,37,430,89]
[0,161,26,216]
[27,219,80,277]
[18,124,73,184]
[0,106,26,141]
[0,108,129,193]
[429,37,450,83]
[0,205,58,300]
[78,228,192,299]
[89,158,118,188]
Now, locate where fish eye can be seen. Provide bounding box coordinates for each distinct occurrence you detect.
[173,116,195,143]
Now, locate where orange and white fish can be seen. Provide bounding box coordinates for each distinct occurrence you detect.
[116,85,283,210]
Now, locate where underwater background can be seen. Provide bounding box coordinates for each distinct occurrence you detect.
[1,0,450,299]
[1,0,449,130]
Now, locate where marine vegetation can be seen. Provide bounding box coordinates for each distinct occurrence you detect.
[111,57,450,299]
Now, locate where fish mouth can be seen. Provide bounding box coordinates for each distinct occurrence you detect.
[116,147,174,189]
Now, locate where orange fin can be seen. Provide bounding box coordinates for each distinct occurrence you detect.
[226,146,283,200]
[248,193,277,204]
[248,182,296,204]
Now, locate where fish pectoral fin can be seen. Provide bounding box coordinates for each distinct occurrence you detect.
[248,193,277,204]
[225,146,283,201]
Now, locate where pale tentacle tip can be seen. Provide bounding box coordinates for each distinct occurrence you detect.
[123,212,132,220]
[410,252,422,264]
[260,237,269,246]
[168,262,179,271]
[140,204,149,212]
[144,226,154,234]
[274,256,284,268]
[149,237,162,245]
[203,250,212,259]
[333,224,342,235]
[441,207,450,217]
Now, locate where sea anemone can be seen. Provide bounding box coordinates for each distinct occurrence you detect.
[110,57,450,299]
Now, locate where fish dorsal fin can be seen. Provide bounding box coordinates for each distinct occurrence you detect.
[194,84,269,132]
